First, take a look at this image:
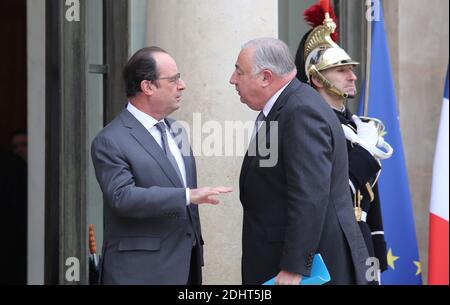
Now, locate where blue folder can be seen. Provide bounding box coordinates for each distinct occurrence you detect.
[262,254,330,285]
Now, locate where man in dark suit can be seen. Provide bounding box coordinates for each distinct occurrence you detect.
[230,38,370,285]
[91,47,231,285]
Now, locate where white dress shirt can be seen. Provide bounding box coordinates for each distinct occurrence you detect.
[264,82,291,117]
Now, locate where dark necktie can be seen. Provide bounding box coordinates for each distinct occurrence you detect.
[155,122,184,186]
[252,111,266,140]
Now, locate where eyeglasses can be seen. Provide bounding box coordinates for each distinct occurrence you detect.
[156,73,182,84]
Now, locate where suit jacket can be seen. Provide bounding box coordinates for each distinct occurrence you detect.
[91,109,203,285]
[240,78,370,285]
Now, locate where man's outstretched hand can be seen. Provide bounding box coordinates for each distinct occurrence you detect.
[189,187,233,205]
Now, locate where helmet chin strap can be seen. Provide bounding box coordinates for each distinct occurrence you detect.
[308,65,357,99]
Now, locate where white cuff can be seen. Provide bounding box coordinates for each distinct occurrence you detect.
[186,188,190,206]
[371,231,385,236]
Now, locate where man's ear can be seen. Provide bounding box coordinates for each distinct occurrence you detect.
[310,75,323,89]
[140,80,154,96]
[261,69,273,88]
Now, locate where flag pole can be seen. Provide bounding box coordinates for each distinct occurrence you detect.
[364,5,373,116]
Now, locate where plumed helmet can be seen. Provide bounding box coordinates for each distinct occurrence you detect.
[295,0,359,89]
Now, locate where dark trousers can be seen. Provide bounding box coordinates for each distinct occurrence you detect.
[187,246,202,285]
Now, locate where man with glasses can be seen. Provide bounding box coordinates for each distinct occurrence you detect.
[91,46,232,285]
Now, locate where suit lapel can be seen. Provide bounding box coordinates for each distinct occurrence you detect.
[119,109,184,188]
[240,79,302,189]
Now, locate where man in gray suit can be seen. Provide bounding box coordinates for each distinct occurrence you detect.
[230,38,370,285]
[92,46,231,285]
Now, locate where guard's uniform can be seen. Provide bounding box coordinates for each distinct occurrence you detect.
[334,108,387,272]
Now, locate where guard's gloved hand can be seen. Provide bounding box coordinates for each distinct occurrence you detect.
[342,115,394,160]
[352,115,378,154]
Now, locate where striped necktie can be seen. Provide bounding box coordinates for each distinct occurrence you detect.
[155,122,183,185]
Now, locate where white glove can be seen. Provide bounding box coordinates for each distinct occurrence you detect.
[352,115,378,147]
[341,116,394,161]
[342,124,360,144]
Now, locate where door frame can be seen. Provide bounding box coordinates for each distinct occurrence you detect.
[44,0,129,284]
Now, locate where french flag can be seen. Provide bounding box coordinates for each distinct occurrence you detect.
[428,68,449,285]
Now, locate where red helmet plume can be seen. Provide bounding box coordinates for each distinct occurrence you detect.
[304,0,339,43]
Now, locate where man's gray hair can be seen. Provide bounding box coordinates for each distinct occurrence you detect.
[242,38,296,77]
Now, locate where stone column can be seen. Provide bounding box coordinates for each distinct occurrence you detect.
[147,0,278,284]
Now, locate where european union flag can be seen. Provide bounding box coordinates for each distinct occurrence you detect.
[359,1,422,285]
